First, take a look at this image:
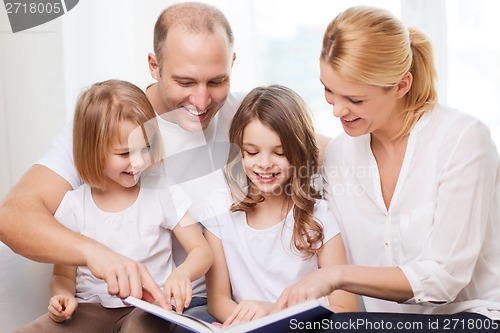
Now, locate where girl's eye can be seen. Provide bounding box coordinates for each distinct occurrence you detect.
[119,152,129,157]
[275,152,285,157]
[245,151,258,156]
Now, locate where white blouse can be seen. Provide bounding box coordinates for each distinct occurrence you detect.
[323,104,500,319]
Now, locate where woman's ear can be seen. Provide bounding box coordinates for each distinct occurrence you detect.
[148,53,160,80]
[395,71,413,98]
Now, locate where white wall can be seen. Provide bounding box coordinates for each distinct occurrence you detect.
[0,12,66,199]
[1,0,499,200]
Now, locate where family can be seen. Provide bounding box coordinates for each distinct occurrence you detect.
[0,2,499,333]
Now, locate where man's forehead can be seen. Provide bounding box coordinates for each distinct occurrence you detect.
[164,24,231,47]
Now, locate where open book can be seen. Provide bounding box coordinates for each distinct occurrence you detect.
[124,296,333,333]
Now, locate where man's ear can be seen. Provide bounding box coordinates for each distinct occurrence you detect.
[396,71,413,98]
[231,52,236,68]
[148,53,160,80]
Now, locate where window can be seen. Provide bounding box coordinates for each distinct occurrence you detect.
[223,0,500,145]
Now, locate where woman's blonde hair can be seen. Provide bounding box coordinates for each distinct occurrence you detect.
[321,6,437,138]
[73,79,162,189]
[226,85,324,257]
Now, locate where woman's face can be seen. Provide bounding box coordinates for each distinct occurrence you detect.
[319,60,406,138]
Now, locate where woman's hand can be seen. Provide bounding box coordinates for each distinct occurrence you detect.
[223,300,274,327]
[162,267,192,314]
[48,295,78,322]
[274,266,336,311]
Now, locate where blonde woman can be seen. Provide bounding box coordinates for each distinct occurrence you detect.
[277,6,500,331]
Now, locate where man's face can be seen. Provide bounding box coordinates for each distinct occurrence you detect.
[150,26,235,132]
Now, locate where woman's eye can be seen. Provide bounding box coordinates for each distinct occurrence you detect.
[245,151,258,156]
[119,152,129,157]
[349,99,363,104]
[275,152,285,157]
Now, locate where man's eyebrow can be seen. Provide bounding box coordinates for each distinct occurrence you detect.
[171,74,229,81]
[171,75,195,81]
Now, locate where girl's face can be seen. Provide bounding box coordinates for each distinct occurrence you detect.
[241,119,292,197]
[102,120,153,190]
[319,60,406,139]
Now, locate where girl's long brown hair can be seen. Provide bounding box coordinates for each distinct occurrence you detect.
[226,85,324,257]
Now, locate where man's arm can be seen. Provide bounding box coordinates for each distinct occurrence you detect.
[0,165,76,261]
[0,165,167,306]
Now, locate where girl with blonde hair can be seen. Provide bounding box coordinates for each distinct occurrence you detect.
[16,80,213,333]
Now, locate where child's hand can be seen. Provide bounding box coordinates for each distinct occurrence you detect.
[48,295,78,322]
[162,268,192,314]
[223,300,273,327]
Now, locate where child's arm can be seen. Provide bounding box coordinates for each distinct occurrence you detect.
[317,234,359,312]
[168,212,213,313]
[204,229,239,323]
[205,228,275,326]
[49,264,78,322]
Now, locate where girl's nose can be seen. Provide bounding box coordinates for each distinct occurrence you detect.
[257,154,273,169]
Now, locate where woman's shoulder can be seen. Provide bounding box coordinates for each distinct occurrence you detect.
[425,104,495,147]
[426,104,489,132]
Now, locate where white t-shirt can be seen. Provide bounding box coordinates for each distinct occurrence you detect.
[55,184,190,308]
[201,190,340,303]
[36,91,246,298]
[324,104,500,319]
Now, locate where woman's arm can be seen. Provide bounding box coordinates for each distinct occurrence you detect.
[275,264,412,310]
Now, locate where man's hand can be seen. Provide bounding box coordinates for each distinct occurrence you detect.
[85,246,167,308]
